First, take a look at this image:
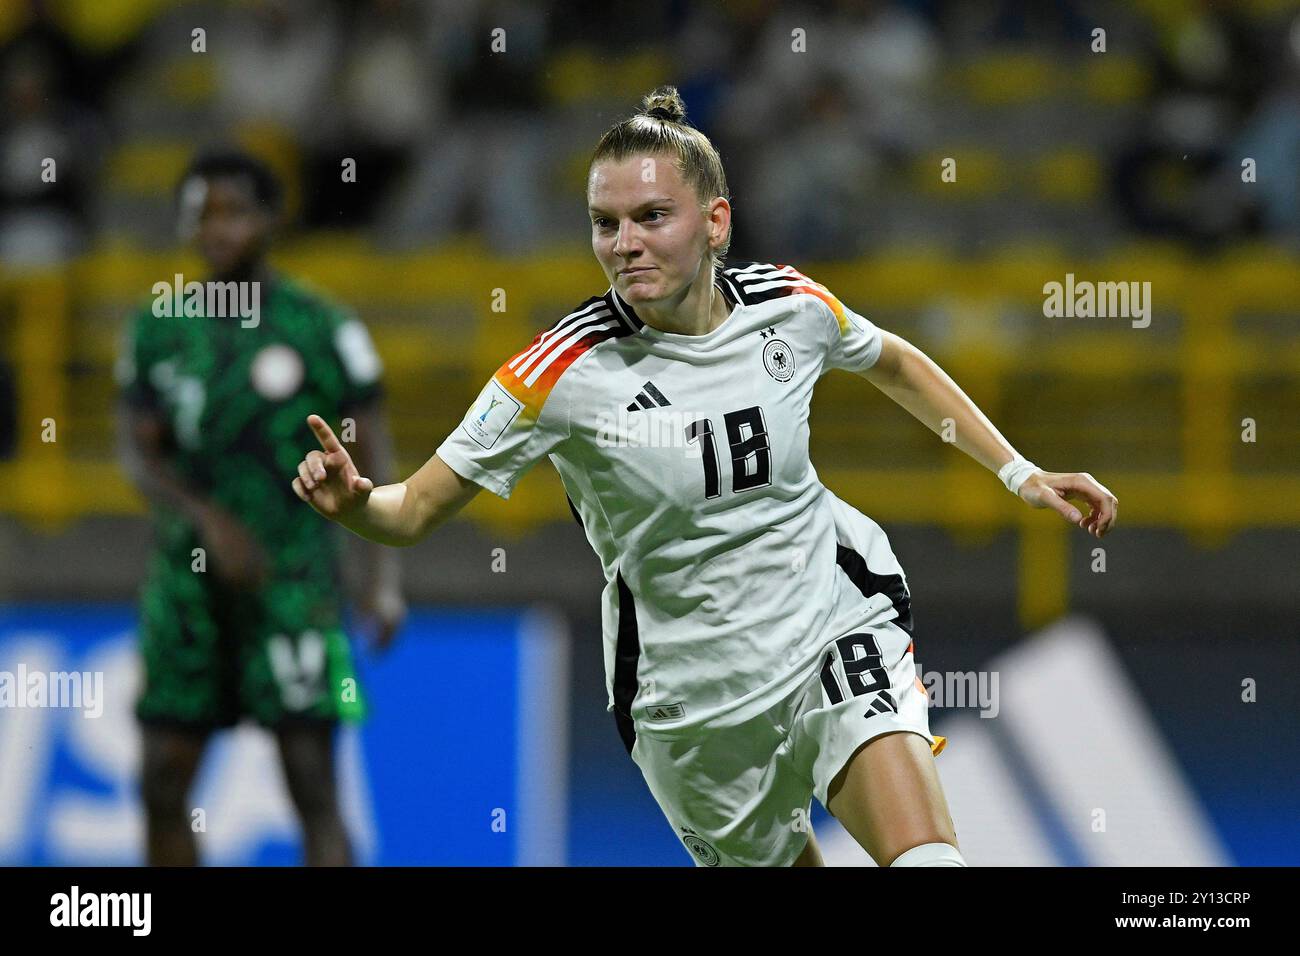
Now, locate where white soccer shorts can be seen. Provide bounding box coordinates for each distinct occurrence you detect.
[630,619,946,867]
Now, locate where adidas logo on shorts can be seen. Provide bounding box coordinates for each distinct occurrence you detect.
[646,702,685,720]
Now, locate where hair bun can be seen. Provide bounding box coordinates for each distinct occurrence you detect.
[641,85,687,124]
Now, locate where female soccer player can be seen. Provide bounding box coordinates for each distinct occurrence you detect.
[291,87,1118,867]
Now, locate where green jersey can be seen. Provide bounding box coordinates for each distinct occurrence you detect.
[117,272,383,578]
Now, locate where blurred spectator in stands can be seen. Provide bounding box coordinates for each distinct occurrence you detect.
[667,0,740,139]
[385,0,550,255]
[743,72,879,260]
[214,0,341,146]
[1224,12,1300,249]
[0,0,142,114]
[717,1,836,258]
[302,0,438,228]
[828,0,939,156]
[1110,11,1252,250]
[0,45,102,267]
[718,0,937,258]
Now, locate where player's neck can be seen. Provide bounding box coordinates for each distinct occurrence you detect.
[635,274,728,337]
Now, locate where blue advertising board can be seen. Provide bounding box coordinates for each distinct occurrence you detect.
[0,604,569,866]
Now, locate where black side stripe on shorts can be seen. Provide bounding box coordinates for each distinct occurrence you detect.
[565,494,584,529]
[613,569,641,756]
[834,544,914,634]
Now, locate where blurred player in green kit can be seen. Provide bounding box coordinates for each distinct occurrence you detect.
[115,149,404,865]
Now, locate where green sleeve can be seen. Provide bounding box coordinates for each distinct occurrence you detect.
[324,304,385,410]
[114,305,163,410]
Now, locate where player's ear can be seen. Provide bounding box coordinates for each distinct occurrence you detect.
[704,198,729,257]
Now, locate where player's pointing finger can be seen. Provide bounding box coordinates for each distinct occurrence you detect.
[307,414,343,453]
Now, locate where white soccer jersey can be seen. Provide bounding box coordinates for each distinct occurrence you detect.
[436,261,915,750]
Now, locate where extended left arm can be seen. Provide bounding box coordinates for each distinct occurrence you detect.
[859,332,1118,538]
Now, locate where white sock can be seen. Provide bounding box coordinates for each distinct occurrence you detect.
[889,842,968,867]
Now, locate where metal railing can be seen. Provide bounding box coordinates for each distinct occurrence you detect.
[2,242,1296,628]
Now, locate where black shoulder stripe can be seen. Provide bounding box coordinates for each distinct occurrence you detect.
[544,295,611,336]
[605,289,648,334]
[715,267,746,310]
[721,261,813,307]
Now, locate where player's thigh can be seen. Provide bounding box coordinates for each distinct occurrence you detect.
[826,730,957,866]
[790,620,952,864]
[274,720,341,814]
[140,723,211,809]
[136,570,241,728]
[632,715,812,868]
[790,827,825,867]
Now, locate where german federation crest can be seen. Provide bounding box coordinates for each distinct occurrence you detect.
[762,338,795,382]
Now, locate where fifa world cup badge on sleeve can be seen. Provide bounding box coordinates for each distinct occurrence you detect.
[463,379,522,449]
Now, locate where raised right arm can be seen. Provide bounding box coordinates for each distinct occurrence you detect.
[292,414,482,547]
[341,452,482,546]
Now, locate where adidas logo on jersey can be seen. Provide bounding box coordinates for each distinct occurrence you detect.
[645,701,685,720]
[625,380,672,412]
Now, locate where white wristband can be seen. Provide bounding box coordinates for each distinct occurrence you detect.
[998,456,1039,495]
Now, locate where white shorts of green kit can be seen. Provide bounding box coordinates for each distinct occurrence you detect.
[630,619,946,867]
